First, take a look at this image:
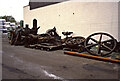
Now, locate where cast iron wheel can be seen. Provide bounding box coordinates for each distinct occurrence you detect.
[84,32,117,56]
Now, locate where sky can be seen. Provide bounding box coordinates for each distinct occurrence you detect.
[0,0,120,22]
[0,0,29,22]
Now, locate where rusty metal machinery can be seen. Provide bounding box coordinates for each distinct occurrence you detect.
[24,27,62,50]
[37,27,61,45]
[9,27,24,45]
[84,32,117,56]
[9,25,40,46]
[63,32,119,57]
[8,25,120,56]
[63,32,120,63]
[62,31,86,52]
[114,41,120,53]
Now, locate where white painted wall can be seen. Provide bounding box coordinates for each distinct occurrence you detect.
[118,2,120,42]
[23,1,119,41]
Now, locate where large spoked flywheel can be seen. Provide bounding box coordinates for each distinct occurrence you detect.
[84,32,117,56]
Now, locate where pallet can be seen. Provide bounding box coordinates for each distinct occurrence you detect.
[34,43,63,51]
[29,44,36,48]
[63,47,85,53]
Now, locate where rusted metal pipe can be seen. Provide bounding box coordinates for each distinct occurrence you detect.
[64,51,120,64]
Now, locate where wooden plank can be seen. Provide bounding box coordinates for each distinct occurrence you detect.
[64,51,120,64]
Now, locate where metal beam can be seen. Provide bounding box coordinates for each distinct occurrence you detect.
[64,51,120,64]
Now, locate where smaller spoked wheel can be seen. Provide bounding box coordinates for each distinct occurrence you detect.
[65,37,85,45]
[73,37,85,45]
[84,32,117,56]
[65,37,73,45]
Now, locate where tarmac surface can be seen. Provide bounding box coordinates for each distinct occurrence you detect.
[2,33,120,80]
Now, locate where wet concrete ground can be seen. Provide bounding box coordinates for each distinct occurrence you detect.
[2,33,120,79]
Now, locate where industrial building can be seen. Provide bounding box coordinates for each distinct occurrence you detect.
[23,0,120,41]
